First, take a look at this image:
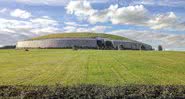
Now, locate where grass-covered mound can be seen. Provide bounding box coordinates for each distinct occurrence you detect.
[29,32,130,40]
[1,85,185,98]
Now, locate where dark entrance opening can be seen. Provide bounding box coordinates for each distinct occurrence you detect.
[105,41,114,49]
[141,45,146,50]
[97,40,104,49]
[118,45,125,50]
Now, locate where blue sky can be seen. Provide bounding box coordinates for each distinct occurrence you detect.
[0,0,184,50]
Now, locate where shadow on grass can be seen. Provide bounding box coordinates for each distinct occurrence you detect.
[0,84,185,99]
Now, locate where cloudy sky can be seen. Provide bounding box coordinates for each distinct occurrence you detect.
[0,0,185,50]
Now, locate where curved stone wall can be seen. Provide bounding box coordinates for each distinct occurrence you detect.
[112,40,152,50]
[16,38,97,48]
[16,38,152,50]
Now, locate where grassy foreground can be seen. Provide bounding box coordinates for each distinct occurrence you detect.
[0,49,185,86]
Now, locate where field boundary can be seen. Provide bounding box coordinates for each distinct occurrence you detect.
[0,84,185,99]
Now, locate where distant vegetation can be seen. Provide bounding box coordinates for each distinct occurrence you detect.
[29,32,130,40]
[1,85,185,98]
[0,45,16,49]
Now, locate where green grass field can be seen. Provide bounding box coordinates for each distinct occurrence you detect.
[0,49,185,86]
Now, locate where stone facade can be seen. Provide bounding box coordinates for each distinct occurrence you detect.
[112,40,152,50]
[16,38,97,49]
[16,38,152,50]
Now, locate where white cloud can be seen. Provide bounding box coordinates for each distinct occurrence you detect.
[30,27,60,35]
[30,16,58,27]
[0,33,33,46]
[109,29,185,50]
[0,20,38,45]
[131,0,185,7]
[30,16,61,34]
[10,9,32,19]
[63,26,77,32]
[15,0,68,6]
[64,22,88,27]
[63,21,110,33]
[13,0,108,6]
[0,16,61,45]
[148,12,185,30]
[0,28,16,33]
[64,25,110,33]
[88,9,110,24]
[66,1,97,17]
[87,0,108,3]
[0,8,7,13]
[0,18,32,31]
[66,1,185,31]
[148,12,177,30]
[66,1,108,24]
[109,5,149,25]
[66,1,149,25]
[91,26,111,32]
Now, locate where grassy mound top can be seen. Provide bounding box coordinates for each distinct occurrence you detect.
[29,32,130,40]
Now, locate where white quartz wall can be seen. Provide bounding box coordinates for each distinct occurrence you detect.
[112,40,152,50]
[16,38,152,50]
[16,38,97,48]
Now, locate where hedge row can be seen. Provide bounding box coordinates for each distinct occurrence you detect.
[0,84,185,99]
